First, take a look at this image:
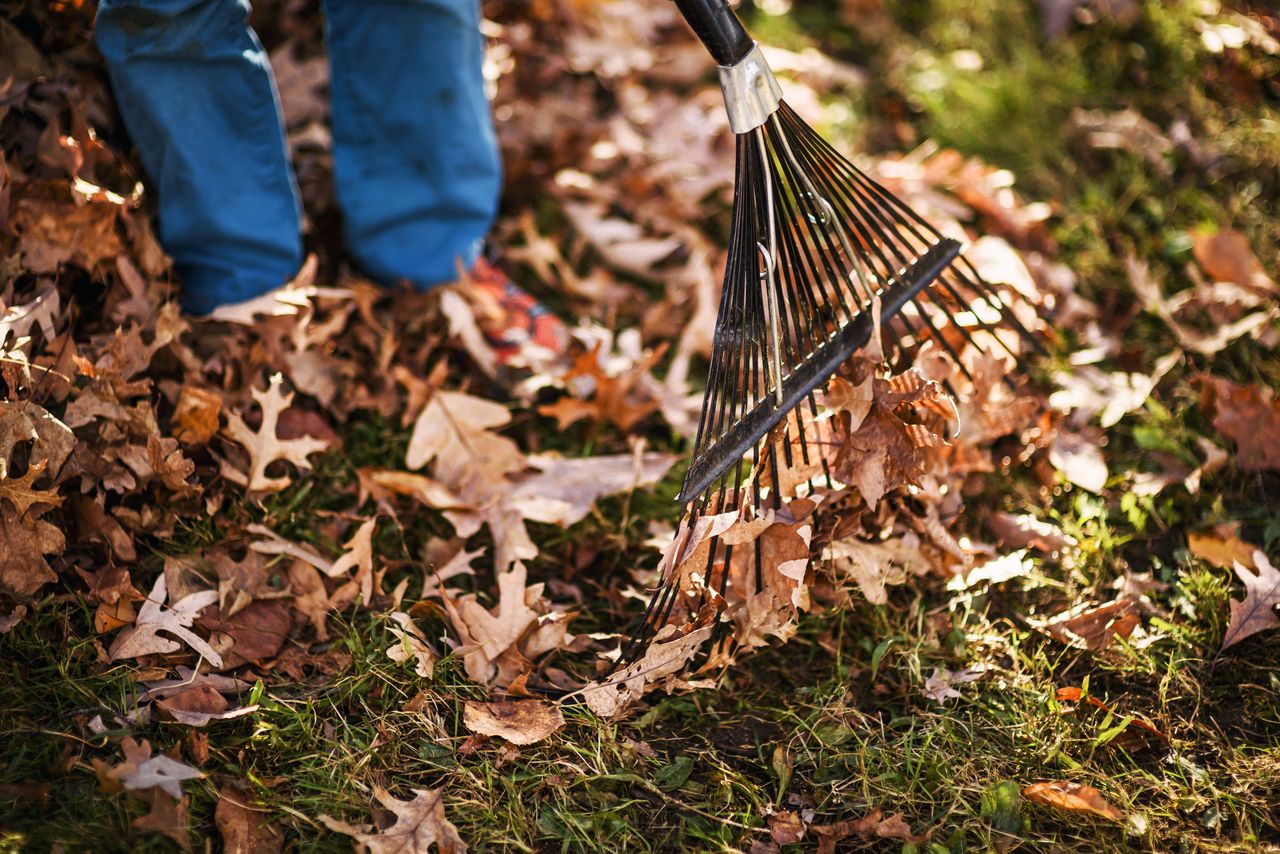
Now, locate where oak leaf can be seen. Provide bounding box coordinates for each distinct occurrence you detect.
[1040,598,1141,651]
[172,385,222,445]
[320,787,467,854]
[0,502,65,598]
[0,460,62,516]
[215,786,285,854]
[109,574,223,667]
[1192,229,1274,292]
[581,625,712,719]
[1221,551,1280,651]
[1021,781,1124,821]
[0,400,75,480]
[133,789,192,853]
[223,373,329,492]
[386,611,436,678]
[1188,527,1257,570]
[105,737,203,800]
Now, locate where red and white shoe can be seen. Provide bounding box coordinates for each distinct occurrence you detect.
[463,257,569,367]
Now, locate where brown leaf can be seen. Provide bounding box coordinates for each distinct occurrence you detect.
[1022,781,1124,821]
[0,501,64,599]
[198,599,291,669]
[1054,687,1167,740]
[0,400,75,481]
[405,388,522,483]
[1221,550,1280,651]
[1041,598,1141,651]
[0,459,62,516]
[320,787,467,854]
[462,699,566,745]
[223,373,329,492]
[1192,229,1274,291]
[216,786,285,854]
[1048,429,1108,493]
[537,343,663,433]
[133,789,192,852]
[767,810,805,845]
[14,192,124,273]
[172,385,222,445]
[812,809,930,852]
[506,452,676,527]
[987,512,1076,553]
[1188,527,1258,570]
[1200,377,1280,472]
[155,684,257,727]
[104,737,203,800]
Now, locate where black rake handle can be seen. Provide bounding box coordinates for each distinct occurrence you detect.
[673,0,754,66]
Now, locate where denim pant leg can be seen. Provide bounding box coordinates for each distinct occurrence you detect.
[96,0,303,313]
[323,0,501,288]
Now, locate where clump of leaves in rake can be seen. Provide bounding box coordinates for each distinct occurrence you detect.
[3,0,1280,850]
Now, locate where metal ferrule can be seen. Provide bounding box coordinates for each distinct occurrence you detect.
[717,42,782,134]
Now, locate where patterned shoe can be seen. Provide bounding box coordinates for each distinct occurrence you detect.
[465,257,569,367]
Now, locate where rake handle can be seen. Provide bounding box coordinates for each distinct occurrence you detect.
[674,0,754,66]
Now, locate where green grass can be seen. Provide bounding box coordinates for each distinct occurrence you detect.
[4,0,1280,851]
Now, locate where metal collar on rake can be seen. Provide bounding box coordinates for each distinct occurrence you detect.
[718,43,782,134]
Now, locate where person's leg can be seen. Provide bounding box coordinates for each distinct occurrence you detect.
[96,0,303,313]
[323,0,501,288]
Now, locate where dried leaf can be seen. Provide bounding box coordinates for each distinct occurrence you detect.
[172,385,222,445]
[320,787,467,854]
[923,666,983,703]
[386,611,436,678]
[108,574,223,667]
[1041,599,1141,651]
[106,737,203,800]
[223,373,329,492]
[1048,430,1108,493]
[1200,377,1280,472]
[1192,229,1274,291]
[1188,527,1258,570]
[1221,551,1280,651]
[462,699,565,745]
[987,512,1076,553]
[812,809,930,852]
[0,501,65,598]
[216,786,285,854]
[1021,781,1124,821]
[581,626,712,719]
[133,789,192,852]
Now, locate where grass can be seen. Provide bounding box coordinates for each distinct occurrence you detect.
[3,0,1280,851]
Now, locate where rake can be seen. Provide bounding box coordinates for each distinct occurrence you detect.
[616,0,1036,663]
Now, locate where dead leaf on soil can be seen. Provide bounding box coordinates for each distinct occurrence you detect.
[581,625,713,719]
[811,808,931,852]
[222,372,329,493]
[462,699,566,745]
[1040,598,1141,651]
[320,787,467,854]
[1199,376,1280,473]
[109,574,223,667]
[103,737,203,800]
[1221,550,1280,651]
[215,785,285,854]
[1021,781,1124,821]
[1188,526,1258,570]
[386,611,436,678]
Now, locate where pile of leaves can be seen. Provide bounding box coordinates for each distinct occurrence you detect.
[2,0,1278,849]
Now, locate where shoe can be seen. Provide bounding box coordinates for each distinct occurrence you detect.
[464,257,569,367]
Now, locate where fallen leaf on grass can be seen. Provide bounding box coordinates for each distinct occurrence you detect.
[215,786,285,854]
[1055,687,1167,740]
[507,452,676,527]
[1021,781,1124,821]
[581,625,712,719]
[462,699,565,745]
[1048,430,1108,493]
[320,787,467,854]
[0,502,65,598]
[811,809,930,852]
[987,512,1077,554]
[101,737,203,800]
[1199,377,1280,473]
[133,789,192,852]
[222,372,329,492]
[386,611,436,678]
[154,684,258,728]
[1188,527,1258,570]
[923,666,984,703]
[1040,598,1141,651]
[1192,229,1275,292]
[1221,550,1280,651]
[172,385,222,445]
[109,575,223,667]
[767,809,805,845]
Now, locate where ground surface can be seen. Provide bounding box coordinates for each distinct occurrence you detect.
[1,0,1279,852]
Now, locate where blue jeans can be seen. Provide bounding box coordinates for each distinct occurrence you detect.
[96,0,501,313]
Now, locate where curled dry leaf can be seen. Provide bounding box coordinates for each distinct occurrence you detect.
[1221,550,1280,651]
[1021,781,1124,821]
[386,611,436,678]
[811,808,930,852]
[462,699,565,745]
[581,625,713,719]
[1040,598,1141,651]
[1192,229,1274,292]
[222,372,330,493]
[320,787,467,854]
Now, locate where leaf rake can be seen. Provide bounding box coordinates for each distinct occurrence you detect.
[616,0,1037,665]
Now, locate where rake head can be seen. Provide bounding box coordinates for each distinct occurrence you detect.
[614,2,1038,667]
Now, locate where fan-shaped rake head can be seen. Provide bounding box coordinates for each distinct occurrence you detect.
[613,2,1038,668]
